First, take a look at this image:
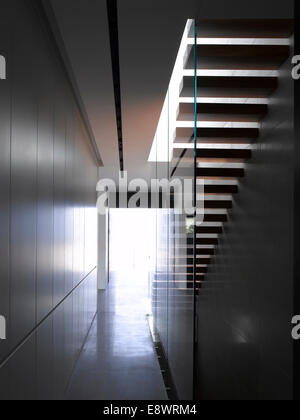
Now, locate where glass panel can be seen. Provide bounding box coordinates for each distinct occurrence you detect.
[151,19,197,400]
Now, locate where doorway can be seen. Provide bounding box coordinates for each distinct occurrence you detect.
[108,208,157,314]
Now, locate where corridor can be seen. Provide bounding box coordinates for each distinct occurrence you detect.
[0,0,296,402]
[65,271,167,400]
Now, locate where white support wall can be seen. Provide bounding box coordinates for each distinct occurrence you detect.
[97,209,109,290]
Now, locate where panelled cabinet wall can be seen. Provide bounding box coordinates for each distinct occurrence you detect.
[0,0,98,400]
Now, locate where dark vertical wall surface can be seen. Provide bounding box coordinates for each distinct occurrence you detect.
[0,0,98,400]
[197,52,294,401]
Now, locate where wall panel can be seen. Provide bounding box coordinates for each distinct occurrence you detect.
[53,80,66,306]
[65,96,75,295]
[36,36,55,322]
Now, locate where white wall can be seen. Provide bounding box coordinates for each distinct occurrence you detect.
[97,210,109,290]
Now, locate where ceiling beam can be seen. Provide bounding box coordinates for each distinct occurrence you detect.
[106,0,124,172]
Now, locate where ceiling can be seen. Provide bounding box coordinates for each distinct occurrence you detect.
[49,0,293,183]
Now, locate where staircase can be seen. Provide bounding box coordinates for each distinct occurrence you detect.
[171,19,293,291]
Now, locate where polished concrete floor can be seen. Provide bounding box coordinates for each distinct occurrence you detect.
[65,271,167,400]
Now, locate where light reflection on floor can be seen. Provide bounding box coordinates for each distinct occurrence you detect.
[65,210,167,400]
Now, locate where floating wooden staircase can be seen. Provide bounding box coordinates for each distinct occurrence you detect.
[171,18,293,291]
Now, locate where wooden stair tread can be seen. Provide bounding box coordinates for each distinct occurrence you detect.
[176,257,211,265]
[188,19,294,39]
[174,167,244,178]
[187,238,219,245]
[188,248,215,255]
[179,267,208,274]
[180,76,277,98]
[177,103,268,122]
[196,167,244,177]
[204,184,238,194]
[172,148,251,160]
[184,45,290,70]
[202,214,228,222]
[196,226,223,234]
[202,200,232,209]
[175,127,259,143]
[197,148,251,159]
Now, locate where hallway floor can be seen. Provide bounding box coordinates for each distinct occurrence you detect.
[65,271,167,400]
